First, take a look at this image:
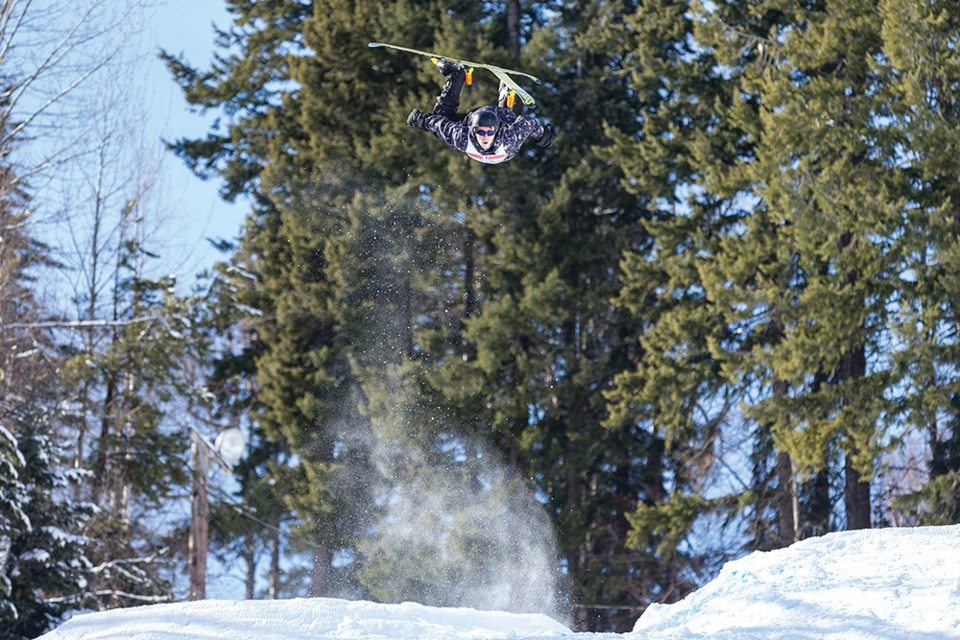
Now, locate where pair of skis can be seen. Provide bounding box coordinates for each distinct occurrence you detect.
[368,42,541,108]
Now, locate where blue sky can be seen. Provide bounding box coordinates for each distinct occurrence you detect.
[149,0,247,277]
[6,1,250,307]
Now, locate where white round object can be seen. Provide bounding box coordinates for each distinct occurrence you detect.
[214,428,245,466]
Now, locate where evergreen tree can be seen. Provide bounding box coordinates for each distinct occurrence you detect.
[161,0,314,202]
[425,1,660,629]
[194,257,295,598]
[601,0,754,612]
[166,0,425,596]
[169,0,674,628]
[0,424,28,628]
[0,81,54,424]
[0,409,94,640]
[880,0,960,524]
[165,27,317,547]
[59,200,194,608]
[709,0,903,531]
[609,0,914,571]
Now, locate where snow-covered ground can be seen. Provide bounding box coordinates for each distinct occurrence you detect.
[39,524,960,639]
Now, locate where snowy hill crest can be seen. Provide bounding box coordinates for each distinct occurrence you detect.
[40,525,960,640]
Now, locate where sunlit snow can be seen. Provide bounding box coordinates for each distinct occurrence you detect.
[39,524,960,640]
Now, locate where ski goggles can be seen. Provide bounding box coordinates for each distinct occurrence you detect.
[475,128,497,137]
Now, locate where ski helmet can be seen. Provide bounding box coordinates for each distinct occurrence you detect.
[467,108,500,132]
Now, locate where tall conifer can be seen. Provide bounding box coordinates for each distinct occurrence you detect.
[440,1,661,630]
[608,0,908,575]
[880,0,960,523]
[601,0,754,606]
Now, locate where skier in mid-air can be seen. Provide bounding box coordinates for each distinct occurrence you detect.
[406,60,557,164]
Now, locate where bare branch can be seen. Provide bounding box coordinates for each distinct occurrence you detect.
[0,0,34,69]
[0,0,156,186]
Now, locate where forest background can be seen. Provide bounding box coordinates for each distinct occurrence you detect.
[3,0,960,638]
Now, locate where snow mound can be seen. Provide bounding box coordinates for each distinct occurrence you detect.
[38,598,574,640]
[38,525,960,640]
[633,524,960,639]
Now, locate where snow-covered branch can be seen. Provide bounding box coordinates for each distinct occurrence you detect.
[5,315,163,329]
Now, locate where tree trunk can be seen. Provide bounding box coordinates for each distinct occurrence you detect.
[506,0,520,57]
[775,451,796,547]
[844,455,871,530]
[310,547,332,597]
[268,531,281,598]
[244,534,256,599]
[805,467,832,537]
[838,342,871,530]
[772,378,796,547]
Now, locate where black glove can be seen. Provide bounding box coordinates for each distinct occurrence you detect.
[407,108,429,130]
[536,123,557,148]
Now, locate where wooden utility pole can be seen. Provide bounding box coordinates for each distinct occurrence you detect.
[187,426,244,600]
[188,436,209,600]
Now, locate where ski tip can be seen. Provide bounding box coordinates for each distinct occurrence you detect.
[368,42,383,48]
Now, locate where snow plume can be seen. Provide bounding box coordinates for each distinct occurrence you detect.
[330,392,562,620]
[314,183,563,619]
[356,431,562,618]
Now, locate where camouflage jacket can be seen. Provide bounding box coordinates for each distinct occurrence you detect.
[422,106,546,165]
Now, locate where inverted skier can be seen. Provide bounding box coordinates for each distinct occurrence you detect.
[406,60,557,165]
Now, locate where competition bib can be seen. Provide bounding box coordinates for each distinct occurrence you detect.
[465,137,510,164]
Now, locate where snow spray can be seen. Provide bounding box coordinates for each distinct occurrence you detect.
[318,184,564,620]
[362,432,561,617]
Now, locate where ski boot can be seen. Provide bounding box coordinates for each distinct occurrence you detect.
[434,60,466,120]
[436,59,464,78]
